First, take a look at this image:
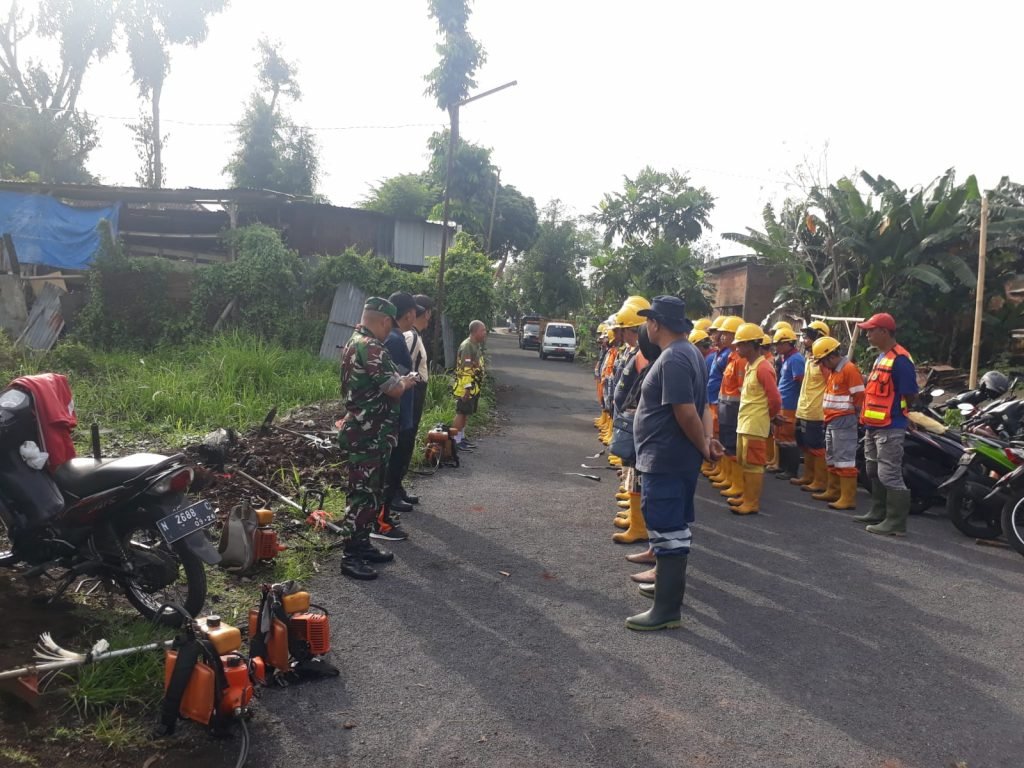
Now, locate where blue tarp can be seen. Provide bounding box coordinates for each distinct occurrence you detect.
[0,191,119,270]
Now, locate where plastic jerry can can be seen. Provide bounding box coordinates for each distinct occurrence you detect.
[281,590,310,614]
[197,615,241,655]
[164,650,215,725]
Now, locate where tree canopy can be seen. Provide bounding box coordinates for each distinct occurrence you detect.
[224,38,320,196]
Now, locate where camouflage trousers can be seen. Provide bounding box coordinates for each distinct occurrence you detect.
[340,441,393,541]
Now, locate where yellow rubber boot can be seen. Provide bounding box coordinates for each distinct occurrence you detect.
[720,460,745,498]
[733,472,764,515]
[617,499,630,509]
[707,462,726,483]
[764,437,778,472]
[700,459,713,477]
[712,458,734,488]
[829,475,859,510]
[613,514,629,529]
[615,491,630,501]
[789,450,814,487]
[812,471,841,502]
[801,454,827,493]
[608,454,622,467]
[612,492,648,544]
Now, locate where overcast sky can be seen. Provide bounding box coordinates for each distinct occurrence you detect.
[10,0,1024,251]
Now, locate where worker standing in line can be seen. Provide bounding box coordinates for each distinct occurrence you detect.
[599,320,622,447]
[771,326,805,480]
[730,323,782,515]
[791,321,831,493]
[760,333,780,471]
[713,317,748,501]
[707,317,742,484]
[702,316,728,478]
[856,312,919,535]
[811,337,865,510]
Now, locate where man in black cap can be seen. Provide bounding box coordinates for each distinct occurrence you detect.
[626,296,720,631]
[377,291,421,541]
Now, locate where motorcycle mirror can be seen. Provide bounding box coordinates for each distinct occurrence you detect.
[958,403,976,414]
[930,388,945,398]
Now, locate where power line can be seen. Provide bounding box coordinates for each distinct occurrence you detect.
[0,98,447,132]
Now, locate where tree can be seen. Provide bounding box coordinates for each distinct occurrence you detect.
[120,0,226,189]
[589,167,715,315]
[424,0,486,357]
[361,174,436,219]
[723,169,1024,365]
[225,39,320,196]
[128,114,165,188]
[0,0,115,181]
[510,201,593,317]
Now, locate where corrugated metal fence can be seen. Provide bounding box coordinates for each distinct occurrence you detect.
[319,282,367,361]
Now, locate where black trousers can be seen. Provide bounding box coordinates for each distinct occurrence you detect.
[384,428,417,502]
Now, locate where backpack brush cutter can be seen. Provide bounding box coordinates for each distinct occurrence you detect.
[248,581,338,686]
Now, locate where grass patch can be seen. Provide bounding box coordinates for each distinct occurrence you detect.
[2,333,339,446]
[0,744,39,766]
[63,619,171,719]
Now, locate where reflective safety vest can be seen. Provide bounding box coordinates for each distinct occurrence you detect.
[719,351,747,404]
[861,344,914,428]
[823,358,865,422]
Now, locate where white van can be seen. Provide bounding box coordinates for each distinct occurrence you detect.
[540,322,577,361]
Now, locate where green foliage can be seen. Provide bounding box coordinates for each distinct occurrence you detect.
[424,0,486,110]
[0,0,115,181]
[424,233,494,340]
[724,168,1024,366]
[503,201,594,318]
[190,224,311,345]
[76,222,185,349]
[64,620,168,717]
[589,167,715,314]
[311,247,431,308]
[361,173,437,219]
[1,333,339,443]
[225,40,320,196]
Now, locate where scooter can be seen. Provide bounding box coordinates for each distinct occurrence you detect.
[0,385,219,623]
[982,447,1024,558]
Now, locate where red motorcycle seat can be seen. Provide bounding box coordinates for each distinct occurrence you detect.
[54,454,178,498]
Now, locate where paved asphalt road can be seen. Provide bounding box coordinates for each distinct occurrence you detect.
[257,331,1024,768]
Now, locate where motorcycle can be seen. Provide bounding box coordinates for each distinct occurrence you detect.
[0,385,219,623]
[983,447,1024,558]
[937,386,1024,539]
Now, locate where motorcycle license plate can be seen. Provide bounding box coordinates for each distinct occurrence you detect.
[156,500,216,544]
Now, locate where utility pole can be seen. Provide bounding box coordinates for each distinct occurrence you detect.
[433,80,517,365]
[486,168,501,255]
[969,196,989,389]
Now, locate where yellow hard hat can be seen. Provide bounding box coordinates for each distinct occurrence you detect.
[605,313,621,330]
[733,322,764,344]
[718,316,744,334]
[597,323,607,334]
[806,320,831,336]
[762,334,773,346]
[689,329,709,344]
[811,336,841,361]
[615,305,646,328]
[606,326,616,341]
[693,318,712,332]
[773,327,798,344]
[770,320,794,333]
[622,295,651,311]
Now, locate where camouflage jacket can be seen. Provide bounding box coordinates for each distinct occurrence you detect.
[338,325,401,449]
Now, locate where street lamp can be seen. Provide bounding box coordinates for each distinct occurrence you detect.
[434,79,518,365]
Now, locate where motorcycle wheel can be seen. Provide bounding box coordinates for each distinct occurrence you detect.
[118,521,207,625]
[946,482,1002,540]
[1001,497,1024,557]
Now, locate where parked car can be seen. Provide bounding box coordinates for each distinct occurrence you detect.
[520,323,541,350]
[540,322,576,361]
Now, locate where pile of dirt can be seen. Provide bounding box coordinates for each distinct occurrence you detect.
[184,402,345,514]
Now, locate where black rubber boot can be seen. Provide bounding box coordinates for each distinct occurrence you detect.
[626,555,687,631]
[775,446,801,480]
[341,531,380,580]
[352,539,394,564]
[340,554,378,580]
[854,479,887,523]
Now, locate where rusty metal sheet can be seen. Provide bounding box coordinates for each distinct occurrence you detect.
[319,282,367,361]
[15,282,65,351]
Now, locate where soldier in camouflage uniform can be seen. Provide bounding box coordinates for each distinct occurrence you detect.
[337,297,419,580]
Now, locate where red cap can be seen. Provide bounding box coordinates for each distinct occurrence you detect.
[857,312,896,331]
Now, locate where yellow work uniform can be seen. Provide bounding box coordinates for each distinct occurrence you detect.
[795,356,827,421]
